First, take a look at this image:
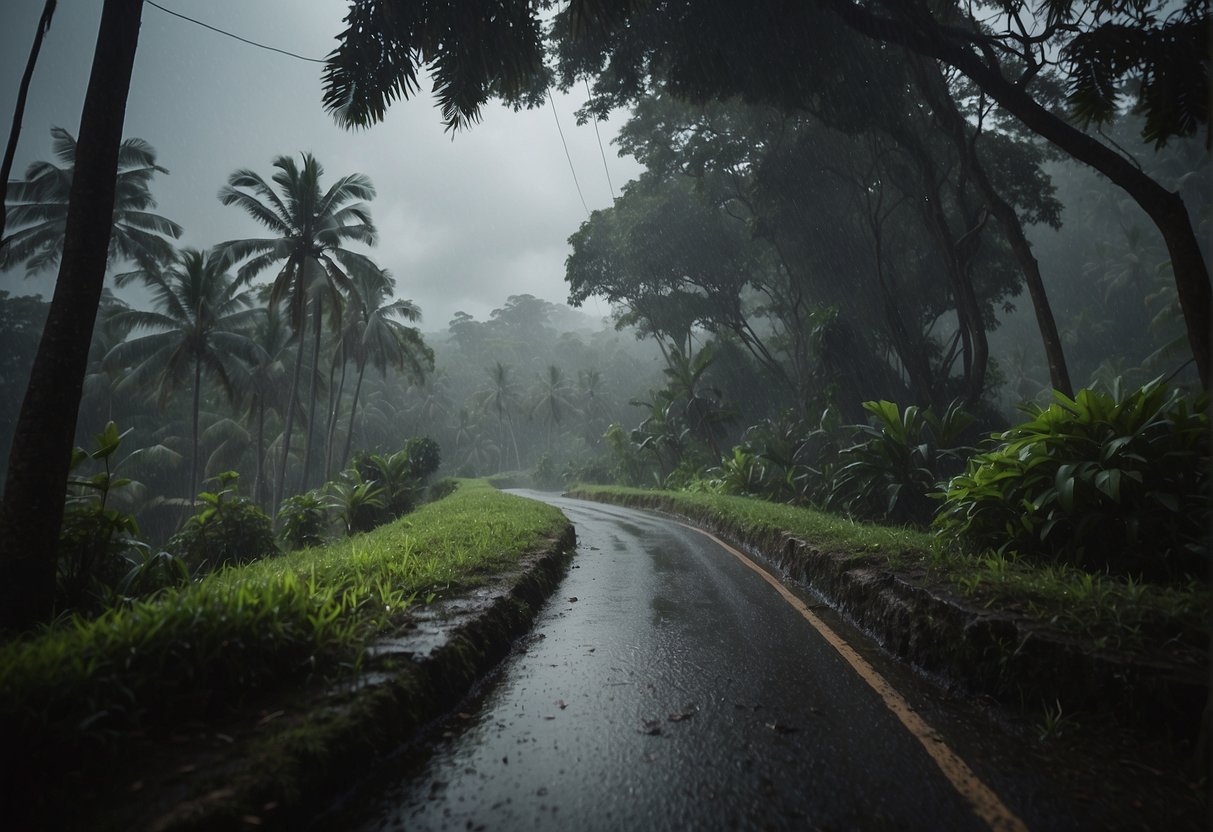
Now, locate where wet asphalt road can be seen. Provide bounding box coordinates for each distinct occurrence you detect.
[332,492,1026,831]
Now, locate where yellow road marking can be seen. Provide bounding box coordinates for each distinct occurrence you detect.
[677,521,1028,832]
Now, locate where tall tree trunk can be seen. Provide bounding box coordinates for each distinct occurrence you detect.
[190,356,201,503]
[832,1,1212,387]
[299,302,323,493]
[340,360,368,471]
[253,397,265,508]
[1,0,57,250]
[273,306,306,521]
[324,348,348,481]
[0,0,144,632]
[909,56,1073,397]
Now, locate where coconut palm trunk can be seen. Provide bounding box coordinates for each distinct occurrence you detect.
[1,0,57,249]
[273,306,307,519]
[340,359,368,471]
[299,302,324,493]
[0,0,144,631]
[190,355,201,502]
[325,347,349,480]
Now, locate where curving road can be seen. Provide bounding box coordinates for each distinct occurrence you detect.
[320,493,1185,831]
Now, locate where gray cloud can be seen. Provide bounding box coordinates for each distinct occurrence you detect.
[1,0,640,328]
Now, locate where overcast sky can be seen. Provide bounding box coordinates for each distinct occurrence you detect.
[1,0,641,330]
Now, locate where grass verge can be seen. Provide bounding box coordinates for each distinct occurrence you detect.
[0,480,567,780]
[568,485,1209,656]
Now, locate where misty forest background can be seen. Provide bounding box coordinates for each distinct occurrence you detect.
[0,2,1208,616]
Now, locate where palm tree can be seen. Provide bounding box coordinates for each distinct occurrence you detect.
[452,407,499,475]
[103,248,257,500]
[233,306,294,507]
[1,0,58,249]
[529,365,576,452]
[1,127,181,275]
[335,268,432,473]
[477,362,522,471]
[217,153,379,515]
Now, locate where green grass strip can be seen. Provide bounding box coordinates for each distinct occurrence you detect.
[0,480,567,752]
[571,485,1209,655]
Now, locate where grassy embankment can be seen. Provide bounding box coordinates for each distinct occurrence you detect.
[0,480,567,777]
[568,485,1209,654]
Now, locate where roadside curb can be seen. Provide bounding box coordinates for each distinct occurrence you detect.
[566,489,1208,735]
[138,522,577,831]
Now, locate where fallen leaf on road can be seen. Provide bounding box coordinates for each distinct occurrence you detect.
[557,699,567,710]
[567,596,579,602]
[766,721,798,734]
[640,719,663,736]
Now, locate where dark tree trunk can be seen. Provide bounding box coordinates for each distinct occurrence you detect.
[909,57,1074,397]
[253,397,265,508]
[273,301,306,521]
[324,348,348,481]
[340,360,368,471]
[299,302,323,493]
[1,0,57,250]
[189,355,201,503]
[832,1,1212,387]
[0,0,144,632]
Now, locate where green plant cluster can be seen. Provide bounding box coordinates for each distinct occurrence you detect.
[273,438,448,549]
[934,380,1209,580]
[167,471,278,570]
[56,423,190,614]
[608,379,1206,584]
[830,400,975,525]
[0,481,566,772]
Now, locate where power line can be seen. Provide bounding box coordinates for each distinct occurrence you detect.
[145,1,326,64]
[584,78,616,200]
[547,89,590,217]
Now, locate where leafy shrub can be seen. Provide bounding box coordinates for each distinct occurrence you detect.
[533,453,562,490]
[350,440,440,522]
[403,436,442,482]
[934,380,1210,580]
[831,400,975,526]
[168,472,278,570]
[115,548,191,599]
[720,410,841,503]
[57,422,147,611]
[603,422,652,486]
[561,454,615,486]
[278,490,332,550]
[326,471,387,536]
[706,447,768,496]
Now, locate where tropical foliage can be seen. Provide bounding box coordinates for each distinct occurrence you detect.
[1,127,181,275]
[935,380,1210,580]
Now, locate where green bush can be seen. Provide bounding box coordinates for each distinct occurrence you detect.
[533,452,562,490]
[403,436,442,482]
[168,472,278,570]
[934,380,1210,580]
[716,410,840,504]
[278,490,332,549]
[326,470,388,536]
[831,400,975,526]
[57,422,147,612]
